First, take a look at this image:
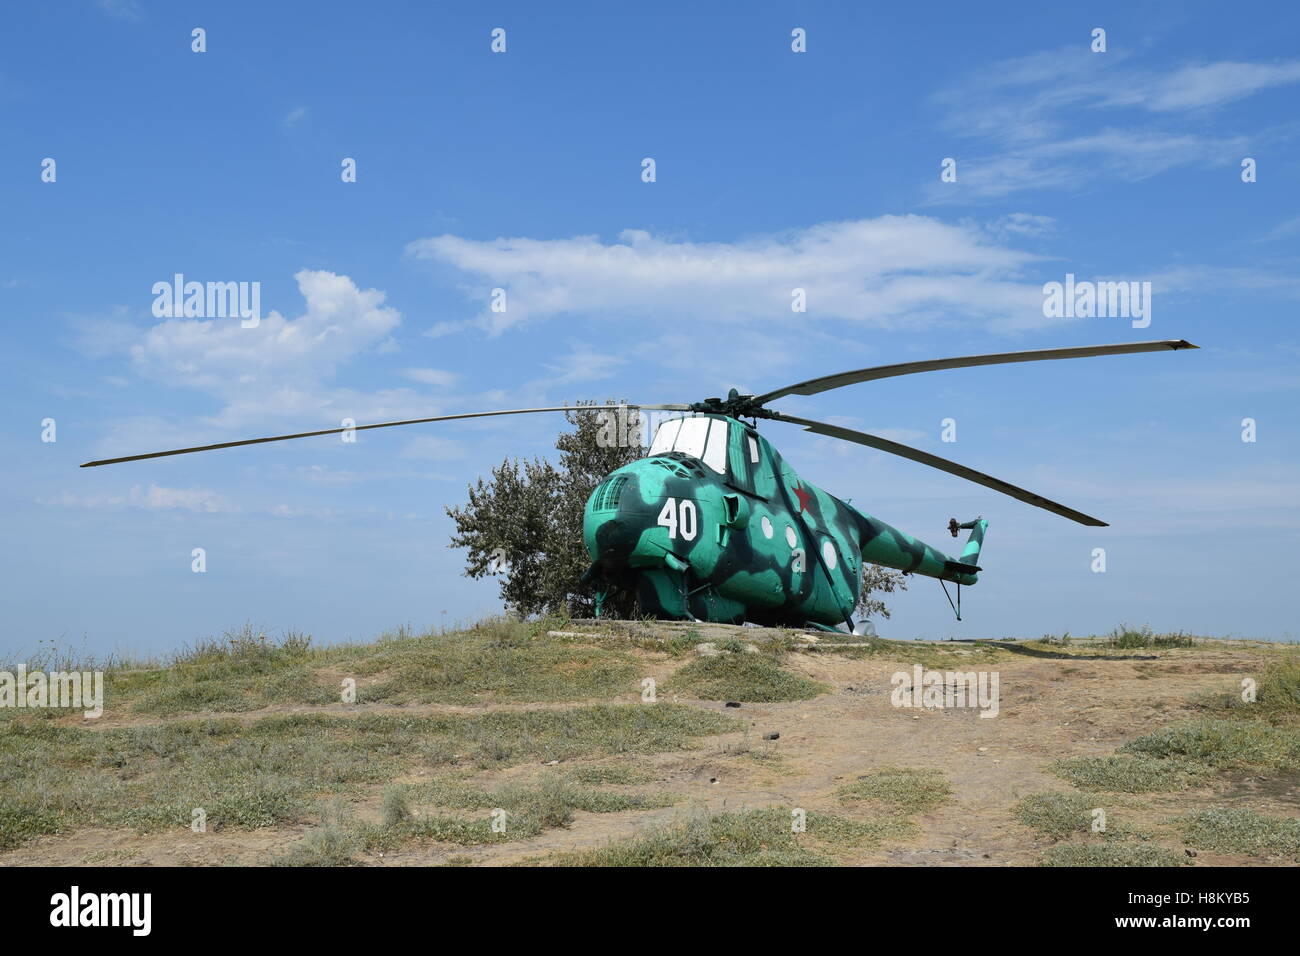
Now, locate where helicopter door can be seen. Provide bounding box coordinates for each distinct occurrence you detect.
[726,427,765,498]
[813,532,858,617]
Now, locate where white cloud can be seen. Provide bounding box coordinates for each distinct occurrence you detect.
[930,49,1298,199]
[542,345,626,385]
[402,367,460,387]
[1257,215,1300,243]
[398,435,466,460]
[408,216,1051,334]
[132,270,399,392]
[939,50,1300,137]
[269,503,342,518]
[121,269,445,438]
[282,106,308,128]
[132,484,234,512]
[983,213,1057,240]
[75,269,502,466]
[39,484,234,513]
[1143,265,1300,298]
[98,0,143,20]
[1142,61,1300,111]
[67,306,141,358]
[424,320,469,339]
[943,130,1245,200]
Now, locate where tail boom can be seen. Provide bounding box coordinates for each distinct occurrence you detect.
[849,509,987,586]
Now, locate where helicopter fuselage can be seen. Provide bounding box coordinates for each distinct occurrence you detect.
[583,414,986,628]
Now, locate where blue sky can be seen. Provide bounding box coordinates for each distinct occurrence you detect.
[4,1,1299,658]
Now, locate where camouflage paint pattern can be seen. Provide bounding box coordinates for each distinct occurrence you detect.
[583,414,987,628]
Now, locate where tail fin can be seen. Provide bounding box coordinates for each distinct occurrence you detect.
[848,506,986,586]
[950,517,988,568]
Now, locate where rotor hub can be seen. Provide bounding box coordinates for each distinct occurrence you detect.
[689,388,776,420]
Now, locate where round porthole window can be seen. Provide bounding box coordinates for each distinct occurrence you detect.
[760,516,774,539]
[785,526,798,548]
[822,540,838,570]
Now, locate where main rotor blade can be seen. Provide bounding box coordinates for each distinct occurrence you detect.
[79,403,691,468]
[774,413,1108,526]
[751,340,1197,405]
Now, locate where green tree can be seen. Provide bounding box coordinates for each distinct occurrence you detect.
[446,402,642,618]
[855,564,908,621]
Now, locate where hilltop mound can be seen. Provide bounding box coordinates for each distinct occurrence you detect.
[2,620,1296,867]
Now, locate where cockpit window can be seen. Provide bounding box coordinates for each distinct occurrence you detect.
[648,417,728,475]
[672,418,710,462]
[648,418,681,456]
[702,419,727,474]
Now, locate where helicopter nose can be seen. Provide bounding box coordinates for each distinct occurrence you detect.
[586,496,642,565]
[587,511,626,560]
[585,467,663,569]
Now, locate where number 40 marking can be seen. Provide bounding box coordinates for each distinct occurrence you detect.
[657,498,698,541]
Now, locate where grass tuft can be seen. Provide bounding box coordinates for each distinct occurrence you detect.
[667,650,825,702]
[272,802,359,867]
[1039,842,1188,867]
[837,767,953,815]
[1198,655,1300,721]
[1120,718,1300,774]
[1106,624,1195,649]
[358,775,676,851]
[1178,807,1300,860]
[351,620,642,705]
[566,764,655,786]
[1015,791,1121,840]
[547,807,906,867]
[1049,755,1205,793]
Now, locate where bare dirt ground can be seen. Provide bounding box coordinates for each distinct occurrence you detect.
[3,626,1294,866]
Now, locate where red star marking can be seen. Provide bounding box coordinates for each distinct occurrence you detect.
[792,482,814,513]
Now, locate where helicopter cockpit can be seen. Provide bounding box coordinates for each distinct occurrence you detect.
[647,415,769,498]
[647,416,728,474]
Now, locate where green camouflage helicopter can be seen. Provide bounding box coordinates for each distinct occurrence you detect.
[82,339,1196,632]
